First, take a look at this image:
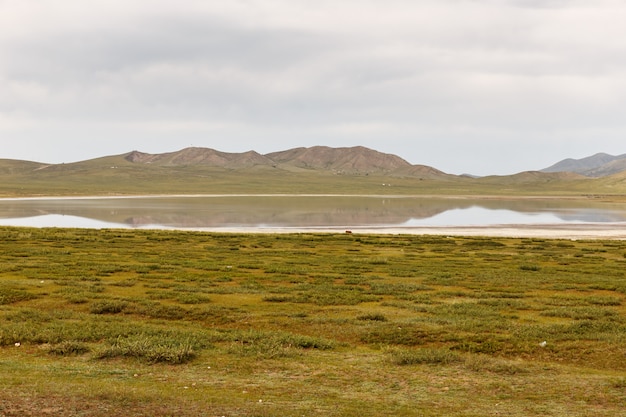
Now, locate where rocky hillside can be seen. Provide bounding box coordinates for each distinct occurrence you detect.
[124,146,450,178]
[265,146,411,173]
[124,148,274,168]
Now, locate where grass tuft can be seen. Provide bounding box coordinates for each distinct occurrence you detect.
[46,341,91,356]
[357,313,388,322]
[95,334,195,364]
[0,286,38,305]
[389,347,462,365]
[90,300,128,314]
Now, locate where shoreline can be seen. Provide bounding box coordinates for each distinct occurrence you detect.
[0,193,624,201]
[186,223,626,240]
[1,222,625,239]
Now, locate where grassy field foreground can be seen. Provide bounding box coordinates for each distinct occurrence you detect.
[1,227,625,416]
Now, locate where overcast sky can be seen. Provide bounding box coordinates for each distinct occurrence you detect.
[2,0,626,175]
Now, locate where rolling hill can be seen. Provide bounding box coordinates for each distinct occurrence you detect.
[265,146,413,174]
[0,146,625,196]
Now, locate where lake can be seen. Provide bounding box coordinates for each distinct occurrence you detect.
[1,195,626,233]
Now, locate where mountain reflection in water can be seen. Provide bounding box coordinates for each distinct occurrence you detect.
[1,196,626,229]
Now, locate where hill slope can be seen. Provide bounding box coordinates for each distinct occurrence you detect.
[125,148,274,168]
[541,153,626,177]
[0,159,47,175]
[265,146,412,174]
[122,146,421,175]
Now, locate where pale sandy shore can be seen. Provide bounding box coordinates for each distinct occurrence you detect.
[189,223,626,240]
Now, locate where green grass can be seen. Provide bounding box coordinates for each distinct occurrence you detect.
[1,227,626,416]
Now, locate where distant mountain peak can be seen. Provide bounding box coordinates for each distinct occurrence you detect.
[125,150,151,163]
[541,152,626,177]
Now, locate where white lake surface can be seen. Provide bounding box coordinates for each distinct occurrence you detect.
[402,207,566,226]
[0,196,625,230]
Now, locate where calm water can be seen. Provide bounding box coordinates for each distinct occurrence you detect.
[1,196,626,230]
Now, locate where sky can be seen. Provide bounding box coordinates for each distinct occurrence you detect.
[1,0,626,176]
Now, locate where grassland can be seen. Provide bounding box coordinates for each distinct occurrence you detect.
[1,227,626,416]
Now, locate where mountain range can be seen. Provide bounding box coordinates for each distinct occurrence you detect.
[120,147,626,178]
[121,146,449,178]
[3,146,626,178]
[2,146,626,197]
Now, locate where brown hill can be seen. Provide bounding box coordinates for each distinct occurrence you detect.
[1,146,450,181]
[121,146,443,177]
[124,148,273,168]
[265,146,412,174]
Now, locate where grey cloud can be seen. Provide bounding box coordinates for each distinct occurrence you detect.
[1,0,626,175]
[4,16,335,80]
[1,13,344,122]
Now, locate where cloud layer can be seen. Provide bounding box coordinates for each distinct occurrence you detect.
[2,0,626,174]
